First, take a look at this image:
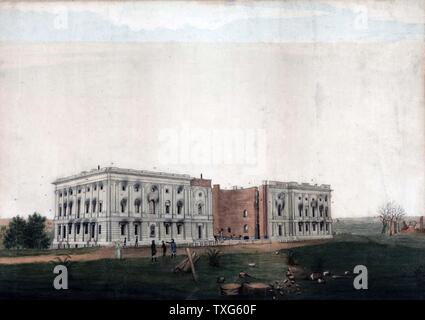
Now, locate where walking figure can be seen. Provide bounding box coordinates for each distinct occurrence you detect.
[135,236,138,247]
[167,239,177,258]
[162,241,167,257]
[123,237,127,247]
[151,240,158,262]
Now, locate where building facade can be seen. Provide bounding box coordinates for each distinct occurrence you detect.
[52,167,214,248]
[262,181,332,241]
[212,181,333,241]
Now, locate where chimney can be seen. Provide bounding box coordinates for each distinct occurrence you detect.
[200,173,203,179]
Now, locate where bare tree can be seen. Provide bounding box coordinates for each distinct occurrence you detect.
[378,201,406,236]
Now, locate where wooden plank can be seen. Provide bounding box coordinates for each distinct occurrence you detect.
[185,248,198,282]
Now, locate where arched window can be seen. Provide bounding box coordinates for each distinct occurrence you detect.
[177,224,182,235]
[120,199,127,213]
[278,225,283,236]
[325,207,328,217]
[165,200,171,214]
[58,205,62,217]
[198,203,203,215]
[319,204,324,217]
[165,224,170,235]
[198,225,202,239]
[150,225,156,238]
[134,184,140,192]
[85,200,90,214]
[320,221,324,231]
[63,203,67,217]
[298,222,303,232]
[177,200,183,215]
[298,203,303,217]
[134,199,141,213]
[92,199,97,213]
[277,204,282,216]
[68,201,73,215]
[77,199,81,217]
[149,200,156,214]
[99,201,102,213]
[243,209,248,218]
[243,224,248,233]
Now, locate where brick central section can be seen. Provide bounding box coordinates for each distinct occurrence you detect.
[213,185,263,239]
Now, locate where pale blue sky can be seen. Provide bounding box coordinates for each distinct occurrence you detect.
[0,1,424,42]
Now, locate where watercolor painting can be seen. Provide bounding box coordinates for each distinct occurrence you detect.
[0,0,424,301]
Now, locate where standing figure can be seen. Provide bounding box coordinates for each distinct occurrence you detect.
[123,237,127,247]
[151,240,157,262]
[161,241,167,257]
[135,236,139,247]
[167,239,177,258]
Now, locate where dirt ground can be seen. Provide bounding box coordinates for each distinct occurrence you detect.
[0,239,328,265]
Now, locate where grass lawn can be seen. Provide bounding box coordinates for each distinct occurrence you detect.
[0,234,424,300]
[0,247,100,258]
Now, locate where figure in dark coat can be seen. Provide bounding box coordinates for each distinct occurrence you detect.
[151,240,157,262]
[161,241,167,257]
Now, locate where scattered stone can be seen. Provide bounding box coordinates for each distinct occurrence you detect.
[317,278,325,284]
[216,276,225,283]
[239,272,252,278]
[323,271,331,276]
[248,263,256,267]
[344,271,350,275]
[310,272,322,281]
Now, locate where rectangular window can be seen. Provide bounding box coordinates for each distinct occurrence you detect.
[298,223,302,232]
[134,225,138,236]
[177,225,182,235]
[121,224,125,236]
[76,224,80,235]
[84,224,88,234]
[98,225,101,234]
[278,225,282,236]
[58,225,61,236]
[306,223,309,231]
[68,225,72,234]
[313,224,316,231]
